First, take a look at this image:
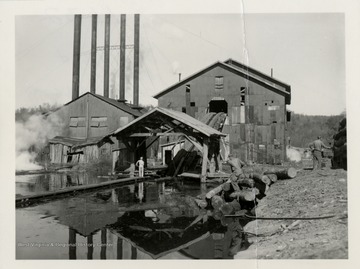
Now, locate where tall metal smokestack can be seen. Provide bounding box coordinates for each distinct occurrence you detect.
[133,14,140,106]
[90,15,97,94]
[72,15,82,100]
[104,14,111,98]
[119,14,126,101]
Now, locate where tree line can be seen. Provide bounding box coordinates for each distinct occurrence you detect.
[286,111,346,148]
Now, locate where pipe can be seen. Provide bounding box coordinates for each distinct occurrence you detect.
[133,14,140,106]
[104,14,111,98]
[90,15,97,94]
[119,14,126,100]
[72,15,82,100]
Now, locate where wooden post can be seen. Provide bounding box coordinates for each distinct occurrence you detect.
[117,237,123,259]
[100,228,107,259]
[68,228,77,259]
[87,235,93,259]
[201,137,209,183]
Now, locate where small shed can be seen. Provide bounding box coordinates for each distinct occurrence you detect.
[48,136,114,164]
[109,107,226,182]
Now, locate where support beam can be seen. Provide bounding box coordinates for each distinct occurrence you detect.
[104,14,111,97]
[90,14,97,94]
[201,138,209,183]
[119,14,126,100]
[72,15,82,100]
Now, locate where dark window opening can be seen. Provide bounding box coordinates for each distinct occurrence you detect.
[209,100,228,114]
[182,107,186,113]
[186,85,190,93]
[190,102,195,107]
[273,121,277,123]
[287,111,291,122]
[265,102,268,106]
[240,87,246,102]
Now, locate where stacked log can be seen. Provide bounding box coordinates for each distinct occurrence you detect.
[332,117,347,170]
[194,165,298,218]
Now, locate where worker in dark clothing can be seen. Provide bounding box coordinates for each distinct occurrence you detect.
[309,136,331,170]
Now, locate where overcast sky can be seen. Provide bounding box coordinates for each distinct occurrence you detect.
[15,13,345,115]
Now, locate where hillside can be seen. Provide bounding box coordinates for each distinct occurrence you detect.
[286,112,345,148]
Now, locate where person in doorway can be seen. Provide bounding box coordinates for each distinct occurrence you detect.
[309,136,331,170]
[136,157,145,177]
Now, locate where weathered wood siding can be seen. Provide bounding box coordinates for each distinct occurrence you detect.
[157,66,288,163]
[52,94,135,139]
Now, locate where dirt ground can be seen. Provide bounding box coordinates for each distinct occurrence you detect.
[235,167,348,259]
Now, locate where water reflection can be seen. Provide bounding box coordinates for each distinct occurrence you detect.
[16,175,250,259]
[16,173,111,196]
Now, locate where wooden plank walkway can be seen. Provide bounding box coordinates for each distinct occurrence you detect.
[16,176,172,208]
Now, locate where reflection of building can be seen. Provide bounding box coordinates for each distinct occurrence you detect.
[154,59,292,164]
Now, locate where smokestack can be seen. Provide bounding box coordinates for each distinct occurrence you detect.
[72,15,82,100]
[133,14,140,106]
[271,68,273,78]
[178,73,181,82]
[119,14,126,101]
[90,14,97,94]
[104,14,111,98]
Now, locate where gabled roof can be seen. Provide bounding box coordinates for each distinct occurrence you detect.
[110,107,226,138]
[63,92,143,117]
[224,58,291,93]
[153,59,291,104]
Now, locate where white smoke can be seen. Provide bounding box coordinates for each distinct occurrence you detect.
[171,61,181,75]
[16,113,64,171]
[286,147,302,163]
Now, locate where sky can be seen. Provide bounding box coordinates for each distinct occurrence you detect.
[15,13,345,115]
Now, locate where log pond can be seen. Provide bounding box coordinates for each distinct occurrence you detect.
[16,173,251,259]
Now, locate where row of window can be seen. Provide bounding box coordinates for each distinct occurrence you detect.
[69,117,108,128]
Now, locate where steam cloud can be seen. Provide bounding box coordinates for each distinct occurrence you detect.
[286,147,302,163]
[16,113,64,171]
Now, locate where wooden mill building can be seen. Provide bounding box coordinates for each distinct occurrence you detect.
[48,92,143,164]
[153,59,291,164]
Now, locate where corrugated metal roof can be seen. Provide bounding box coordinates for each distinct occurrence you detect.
[62,92,143,117]
[49,136,112,147]
[153,59,291,104]
[111,107,226,138]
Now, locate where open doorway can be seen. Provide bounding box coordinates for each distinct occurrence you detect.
[209,99,228,114]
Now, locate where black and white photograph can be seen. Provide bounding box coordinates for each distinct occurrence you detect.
[1,0,360,266]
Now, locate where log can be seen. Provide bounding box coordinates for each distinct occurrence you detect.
[333,127,346,140]
[254,182,269,196]
[263,167,297,179]
[249,173,271,185]
[238,178,255,188]
[194,198,208,209]
[229,199,241,211]
[267,174,278,184]
[222,182,231,192]
[206,184,224,199]
[211,195,225,210]
[229,190,256,202]
[220,203,235,215]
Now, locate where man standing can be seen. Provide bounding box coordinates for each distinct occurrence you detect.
[309,136,331,170]
[136,157,145,177]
